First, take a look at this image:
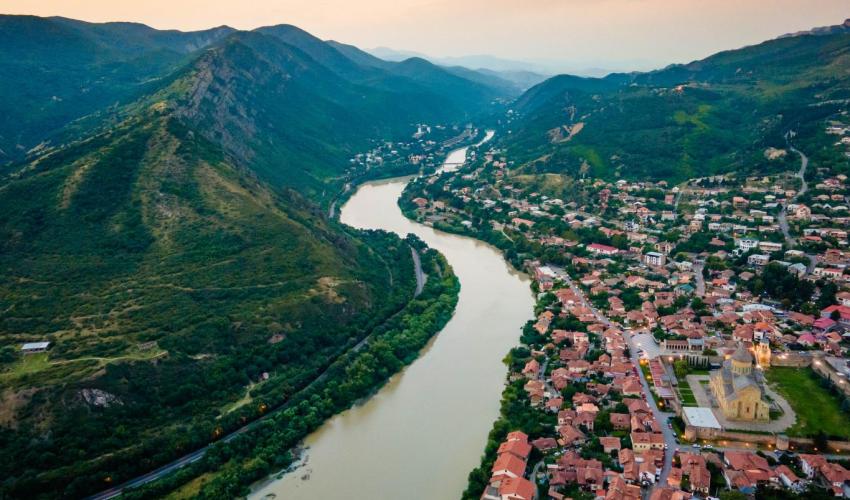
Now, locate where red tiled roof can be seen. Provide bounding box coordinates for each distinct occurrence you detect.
[497,439,532,460]
[499,476,535,500]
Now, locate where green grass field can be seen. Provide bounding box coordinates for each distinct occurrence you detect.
[766,367,850,439]
[677,385,698,406]
[6,353,48,377]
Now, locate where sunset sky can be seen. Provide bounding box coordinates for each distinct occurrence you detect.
[2,0,848,72]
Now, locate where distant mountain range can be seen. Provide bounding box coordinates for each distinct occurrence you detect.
[498,18,850,182]
[368,46,642,80]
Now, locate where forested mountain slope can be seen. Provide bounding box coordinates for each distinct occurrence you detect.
[0,97,418,499]
[503,22,850,181]
[0,15,235,163]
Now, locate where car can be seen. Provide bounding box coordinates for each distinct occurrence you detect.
[704,444,714,449]
[692,444,701,449]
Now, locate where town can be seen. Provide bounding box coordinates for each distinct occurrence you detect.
[402,117,850,499]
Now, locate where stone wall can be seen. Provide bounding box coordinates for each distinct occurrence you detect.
[811,355,850,398]
[682,426,850,454]
[770,352,812,368]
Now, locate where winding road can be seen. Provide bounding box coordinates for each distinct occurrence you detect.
[778,133,810,247]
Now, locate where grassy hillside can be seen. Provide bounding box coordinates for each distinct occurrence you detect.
[502,28,850,182]
[0,106,418,497]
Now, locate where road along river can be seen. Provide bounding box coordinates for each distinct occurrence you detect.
[250,132,533,499]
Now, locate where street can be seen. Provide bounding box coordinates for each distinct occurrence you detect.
[560,275,677,490]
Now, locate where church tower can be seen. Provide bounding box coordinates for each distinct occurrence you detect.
[756,340,771,368]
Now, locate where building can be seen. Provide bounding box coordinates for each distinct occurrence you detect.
[747,254,770,267]
[735,238,759,252]
[758,241,782,253]
[587,243,618,256]
[709,344,770,421]
[20,341,50,354]
[755,340,771,368]
[644,252,666,267]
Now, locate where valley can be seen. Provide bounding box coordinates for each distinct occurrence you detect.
[3,10,850,500]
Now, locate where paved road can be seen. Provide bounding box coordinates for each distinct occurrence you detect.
[411,247,426,297]
[623,332,677,487]
[693,261,705,297]
[560,275,676,489]
[778,133,809,247]
[539,357,558,397]
[530,459,545,500]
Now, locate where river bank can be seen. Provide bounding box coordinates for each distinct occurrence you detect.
[249,131,535,499]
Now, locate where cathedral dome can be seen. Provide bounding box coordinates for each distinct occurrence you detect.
[730,344,753,375]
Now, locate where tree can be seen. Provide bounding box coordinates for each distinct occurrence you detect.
[674,360,690,380]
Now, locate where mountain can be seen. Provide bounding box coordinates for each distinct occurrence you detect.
[779,18,850,38]
[0,15,502,498]
[0,15,235,163]
[365,46,549,90]
[475,68,549,91]
[0,16,516,188]
[256,26,507,112]
[368,45,428,61]
[0,90,419,499]
[501,22,850,182]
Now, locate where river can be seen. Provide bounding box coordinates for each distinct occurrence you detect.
[250,130,531,500]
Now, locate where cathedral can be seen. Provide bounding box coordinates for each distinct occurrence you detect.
[709,344,770,422]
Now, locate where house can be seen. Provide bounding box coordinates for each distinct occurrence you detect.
[20,341,50,354]
[678,452,711,494]
[747,254,770,267]
[497,434,532,461]
[559,424,587,447]
[521,359,539,379]
[758,241,782,253]
[588,243,619,256]
[600,436,621,454]
[735,238,760,252]
[644,252,666,267]
[611,413,631,430]
[606,475,642,500]
[481,476,536,500]
[775,465,804,493]
[630,431,665,452]
[491,453,527,479]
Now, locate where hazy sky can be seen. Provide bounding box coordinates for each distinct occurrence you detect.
[2,0,849,71]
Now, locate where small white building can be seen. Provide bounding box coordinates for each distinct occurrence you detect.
[21,341,50,354]
[735,238,760,252]
[643,252,666,267]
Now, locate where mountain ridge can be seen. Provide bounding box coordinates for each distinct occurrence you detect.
[501,23,850,182]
